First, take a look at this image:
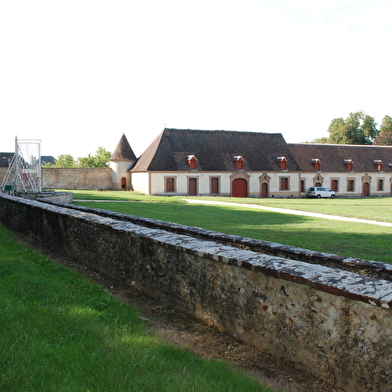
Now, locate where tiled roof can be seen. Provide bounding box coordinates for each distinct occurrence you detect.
[41,156,56,165]
[0,153,15,168]
[131,128,300,172]
[109,134,137,161]
[289,143,392,172]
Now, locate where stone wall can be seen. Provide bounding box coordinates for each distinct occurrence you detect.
[42,167,112,189]
[0,167,112,190]
[0,193,391,392]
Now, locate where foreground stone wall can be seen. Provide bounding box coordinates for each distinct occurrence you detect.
[0,193,391,392]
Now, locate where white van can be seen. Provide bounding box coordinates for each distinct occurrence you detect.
[307,187,336,198]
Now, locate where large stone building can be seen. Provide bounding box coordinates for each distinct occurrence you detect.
[2,128,392,197]
[127,128,392,197]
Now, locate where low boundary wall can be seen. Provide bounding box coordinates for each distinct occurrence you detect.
[0,193,391,391]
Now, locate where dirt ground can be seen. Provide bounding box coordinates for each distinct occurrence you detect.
[14,231,344,392]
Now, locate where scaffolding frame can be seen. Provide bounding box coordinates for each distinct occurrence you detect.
[1,137,42,194]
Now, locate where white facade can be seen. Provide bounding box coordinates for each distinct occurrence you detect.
[109,161,134,190]
[299,171,392,197]
[133,171,302,197]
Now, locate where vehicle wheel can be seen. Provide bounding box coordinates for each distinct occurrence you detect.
[317,194,321,198]
[331,194,335,198]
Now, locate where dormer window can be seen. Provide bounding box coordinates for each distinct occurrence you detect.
[187,155,198,171]
[276,157,287,171]
[374,160,383,172]
[233,156,244,170]
[344,159,353,171]
[311,159,321,171]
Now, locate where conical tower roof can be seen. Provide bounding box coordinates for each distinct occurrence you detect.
[109,134,137,162]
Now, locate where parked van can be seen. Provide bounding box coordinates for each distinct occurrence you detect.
[307,187,336,198]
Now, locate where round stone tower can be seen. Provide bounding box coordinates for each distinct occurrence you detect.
[109,134,137,190]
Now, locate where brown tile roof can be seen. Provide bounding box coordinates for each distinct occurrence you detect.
[109,134,137,162]
[131,128,300,172]
[289,143,392,172]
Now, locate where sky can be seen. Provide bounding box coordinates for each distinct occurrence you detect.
[1,0,392,159]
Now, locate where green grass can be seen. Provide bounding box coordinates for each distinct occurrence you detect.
[65,190,392,264]
[0,225,271,392]
[65,189,392,223]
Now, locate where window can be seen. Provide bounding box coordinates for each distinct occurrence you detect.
[344,159,354,171]
[210,177,219,194]
[233,156,244,170]
[378,179,384,191]
[311,159,321,171]
[301,179,305,193]
[277,157,287,170]
[165,177,176,192]
[187,155,198,170]
[347,179,355,192]
[374,160,383,172]
[280,177,289,190]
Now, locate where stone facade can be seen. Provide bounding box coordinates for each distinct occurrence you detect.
[1,192,391,392]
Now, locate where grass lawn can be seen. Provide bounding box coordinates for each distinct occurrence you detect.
[65,190,392,264]
[0,224,271,392]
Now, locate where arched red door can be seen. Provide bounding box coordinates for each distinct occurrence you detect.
[232,178,247,198]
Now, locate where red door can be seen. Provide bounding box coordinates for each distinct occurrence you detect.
[232,178,247,198]
[362,182,370,197]
[261,182,268,198]
[188,178,197,196]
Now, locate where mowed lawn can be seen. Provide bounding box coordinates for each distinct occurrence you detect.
[0,224,271,392]
[69,190,392,264]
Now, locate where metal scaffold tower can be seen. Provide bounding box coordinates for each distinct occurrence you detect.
[1,137,42,194]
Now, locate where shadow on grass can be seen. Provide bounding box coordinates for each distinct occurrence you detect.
[74,201,392,264]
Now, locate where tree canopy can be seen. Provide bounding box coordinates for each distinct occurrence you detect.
[50,147,112,168]
[374,115,392,145]
[327,111,378,145]
[309,111,392,145]
[78,147,111,168]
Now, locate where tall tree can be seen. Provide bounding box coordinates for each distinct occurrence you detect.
[374,115,392,145]
[327,111,377,145]
[327,118,349,144]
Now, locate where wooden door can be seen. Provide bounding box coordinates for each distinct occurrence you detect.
[188,178,197,196]
[362,182,370,197]
[232,178,247,198]
[261,182,268,198]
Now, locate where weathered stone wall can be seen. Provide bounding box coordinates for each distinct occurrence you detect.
[0,193,391,392]
[0,167,112,190]
[42,167,112,189]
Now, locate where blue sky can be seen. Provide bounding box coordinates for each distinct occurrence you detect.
[1,0,391,158]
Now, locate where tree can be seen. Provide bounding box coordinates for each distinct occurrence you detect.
[327,111,378,145]
[78,147,111,168]
[374,115,392,145]
[56,154,76,167]
[310,137,329,143]
[327,118,349,144]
